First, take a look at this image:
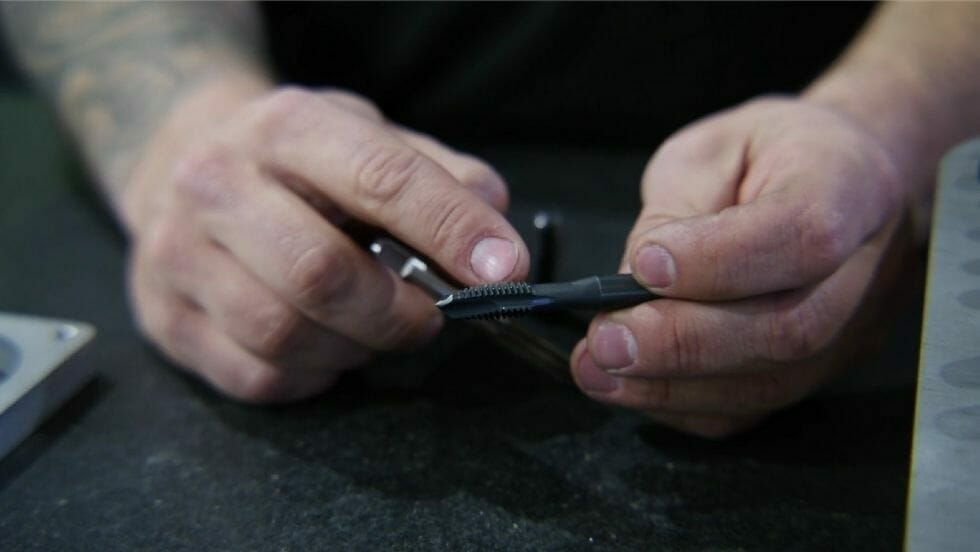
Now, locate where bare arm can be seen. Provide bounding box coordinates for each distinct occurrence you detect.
[1,2,526,402]
[807,2,980,231]
[1,1,271,211]
[574,3,980,437]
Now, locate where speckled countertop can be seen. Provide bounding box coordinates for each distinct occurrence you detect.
[0,96,916,551]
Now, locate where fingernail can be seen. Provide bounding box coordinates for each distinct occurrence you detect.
[634,244,675,289]
[575,352,620,393]
[470,237,518,282]
[592,321,637,371]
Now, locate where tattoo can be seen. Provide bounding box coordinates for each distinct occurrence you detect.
[0,1,267,193]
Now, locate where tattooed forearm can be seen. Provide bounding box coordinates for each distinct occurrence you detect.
[1,1,270,195]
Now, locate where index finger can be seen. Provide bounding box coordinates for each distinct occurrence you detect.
[626,99,900,301]
[628,171,896,301]
[243,89,529,286]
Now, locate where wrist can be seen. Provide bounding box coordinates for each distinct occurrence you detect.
[804,67,951,244]
[803,3,980,241]
[804,68,934,193]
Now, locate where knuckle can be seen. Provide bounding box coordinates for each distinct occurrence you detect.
[260,86,318,123]
[656,309,702,376]
[351,142,426,210]
[321,89,384,121]
[427,196,472,253]
[800,204,850,271]
[171,143,239,210]
[767,304,812,361]
[141,221,191,272]
[457,158,502,190]
[247,86,322,145]
[650,119,725,169]
[227,365,292,404]
[765,298,833,361]
[286,244,355,312]
[244,302,305,358]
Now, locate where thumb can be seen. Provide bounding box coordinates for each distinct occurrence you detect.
[626,161,888,302]
[621,114,748,292]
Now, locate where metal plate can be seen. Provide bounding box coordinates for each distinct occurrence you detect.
[0,313,95,459]
[906,138,980,551]
[0,334,18,385]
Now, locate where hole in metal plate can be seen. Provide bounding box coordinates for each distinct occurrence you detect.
[0,334,19,385]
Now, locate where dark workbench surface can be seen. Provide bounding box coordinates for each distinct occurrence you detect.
[0,93,916,550]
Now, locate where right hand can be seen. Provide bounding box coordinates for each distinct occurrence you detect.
[120,79,528,402]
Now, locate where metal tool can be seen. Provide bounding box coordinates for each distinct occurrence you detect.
[369,238,573,382]
[369,239,454,299]
[530,210,559,282]
[436,274,656,320]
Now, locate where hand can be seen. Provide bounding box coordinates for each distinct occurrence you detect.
[122,80,528,402]
[570,97,908,438]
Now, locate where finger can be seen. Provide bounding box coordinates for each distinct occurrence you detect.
[314,91,510,211]
[626,113,898,300]
[311,90,510,212]
[144,226,372,367]
[615,115,744,275]
[627,184,891,300]
[585,218,896,379]
[635,110,748,223]
[393,126,509,212]
[165,152,443,351]
[571,338,767,439]
[317,89,385,122]
[129,273,341,403]
[572,340,826,416]
[240,88,529,285]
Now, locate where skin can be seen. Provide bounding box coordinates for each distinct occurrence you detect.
[571,3,980,437]
[4,3,979,436]
[2,2,529,401]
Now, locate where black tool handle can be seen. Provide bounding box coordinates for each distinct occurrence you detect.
[595,274,658,305]
[533,274,656,310]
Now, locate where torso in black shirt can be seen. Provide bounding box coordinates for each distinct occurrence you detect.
[261,2,874,148]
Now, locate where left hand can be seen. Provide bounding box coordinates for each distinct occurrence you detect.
[570,97,909,438]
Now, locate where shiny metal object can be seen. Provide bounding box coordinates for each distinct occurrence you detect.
[436,274,655,320]
[369,239,454,299]
[0,313,96,459]
[369,238,572,382]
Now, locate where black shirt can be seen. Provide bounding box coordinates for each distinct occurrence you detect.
[262,2,874,148]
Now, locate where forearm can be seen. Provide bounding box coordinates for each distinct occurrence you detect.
[806,2,980,214]
[0,1,273,210]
